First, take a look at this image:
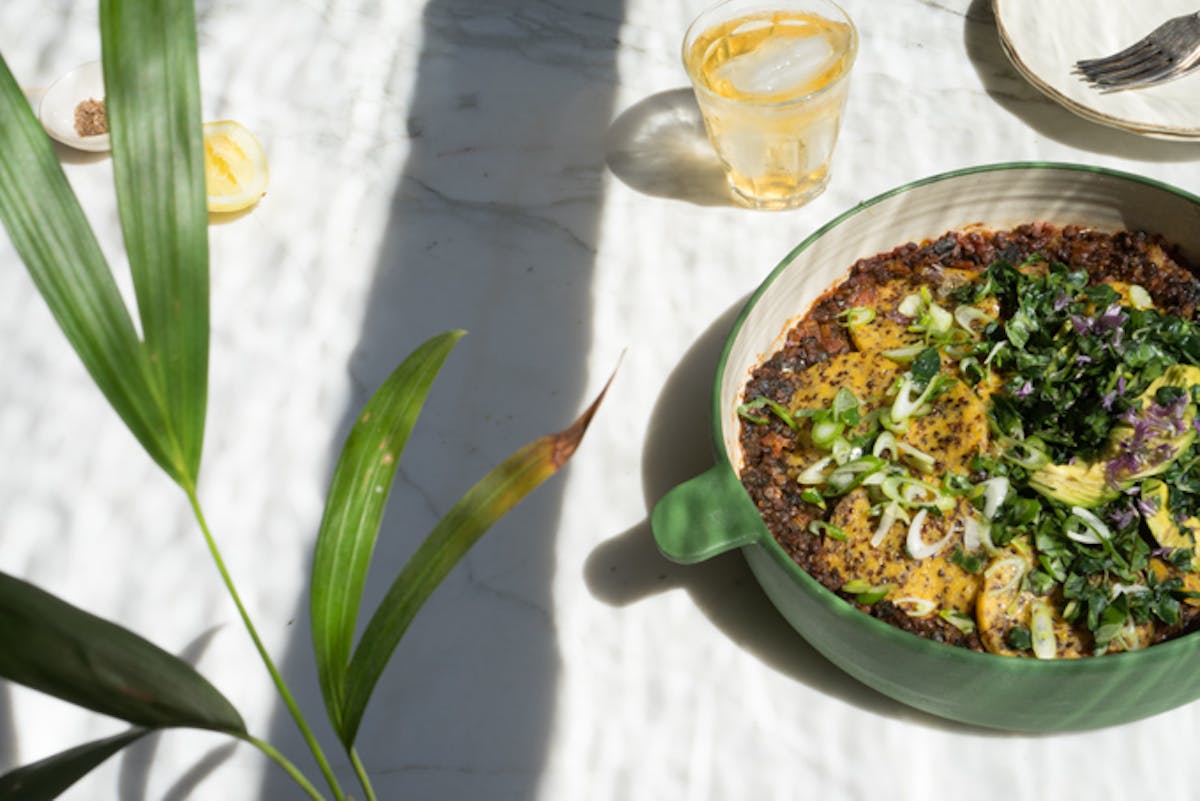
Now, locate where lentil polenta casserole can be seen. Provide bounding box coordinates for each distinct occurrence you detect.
[738,224,1200,657]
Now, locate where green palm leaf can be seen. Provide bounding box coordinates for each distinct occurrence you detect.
[0,730,147,801]
[101,0,210,482]
[0,571,245,733]
[0,55,180,481]
[0,0,208,486]
[336,375,612,745]
[310,330,465,732]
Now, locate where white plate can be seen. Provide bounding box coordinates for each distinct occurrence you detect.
[994,0,1200,140]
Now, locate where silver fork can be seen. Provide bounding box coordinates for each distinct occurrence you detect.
[1074,10,1200,92]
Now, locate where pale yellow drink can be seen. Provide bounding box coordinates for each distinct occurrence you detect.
[683,1,857,210]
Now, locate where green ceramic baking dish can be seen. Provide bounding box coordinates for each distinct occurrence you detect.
[651,162,1200,732]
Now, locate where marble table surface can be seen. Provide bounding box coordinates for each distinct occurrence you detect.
[3,0,1200,799]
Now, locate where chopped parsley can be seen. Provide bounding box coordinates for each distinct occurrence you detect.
[964,257,1200,651]
[967,258,1200,462]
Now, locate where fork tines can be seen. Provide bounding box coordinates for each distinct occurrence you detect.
[1073,11,1200,92]
[1075,44,1179,89]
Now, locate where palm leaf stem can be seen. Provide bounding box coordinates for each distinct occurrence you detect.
[186,489,347,801]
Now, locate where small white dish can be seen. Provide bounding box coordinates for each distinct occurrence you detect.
[994,0,1200,140]
[39,61,111,152]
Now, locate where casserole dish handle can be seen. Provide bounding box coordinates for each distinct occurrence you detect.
[651,463,765,564]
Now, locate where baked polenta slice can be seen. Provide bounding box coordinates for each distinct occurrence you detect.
[820,490,981,618]
[788,351,902,415]
[785,353,902,472]
[901,379,989,473]
[785,351,988,475]
[976,550,1089,658]
[841,277,924,354]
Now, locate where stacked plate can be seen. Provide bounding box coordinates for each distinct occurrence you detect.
[994,0,1200,140]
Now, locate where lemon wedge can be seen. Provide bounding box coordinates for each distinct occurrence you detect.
[202,120,268,213]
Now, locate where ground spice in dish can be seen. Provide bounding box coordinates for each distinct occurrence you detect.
[74,98,108,137]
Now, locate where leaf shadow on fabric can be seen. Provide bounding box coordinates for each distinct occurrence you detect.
[116,625,229,801]
[257,0,627,798]
[0,684,13,774]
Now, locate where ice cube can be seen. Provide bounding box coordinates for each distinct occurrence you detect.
[713,33,835,96]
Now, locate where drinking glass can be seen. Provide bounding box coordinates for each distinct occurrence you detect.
[683,0,858,210]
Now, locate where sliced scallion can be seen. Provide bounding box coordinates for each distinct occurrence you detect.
[924,302,954,336]
[796,456,835,484]
[962,516,986,552]
[880,475,947,511]
[737,397,797,429]
[979,476,1010,520]
[890,371,944,423]
[880,344,926,363]
[878,407,909,433]
[1066,505,1111,545]
[940,609,976,634]
[841,579,891,604]
[860,470,889,487]
[824,455,886,495]
[799,487,825,509]
[830,437,857,465]
[855,586,891,604]
[941,472,974,495]
[808,520,847,541]
[1002,437,1049,469]
[953,304,994,337]
[1039,554,1067,583]
[872,431,898,460]
[897,293,924,318]
[1030,600,1057,659]
[870,501,908,548]
[838,306,876,327]
[895,440,936,473]
[830,387,861,422]
[811,418,844,449]
[958,356,985,385]
[893,596,938,618]
[1128,284,1153,310]
[1113,618,1143,652]
[905,508,956,559]
[983,556,1026,595]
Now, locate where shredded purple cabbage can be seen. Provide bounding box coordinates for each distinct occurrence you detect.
[1107,452,1141,487]
[1109,505,1137,529]
[1070,315,1093,335]
[1095,304,1127,332]
[1105,396,1191,486]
